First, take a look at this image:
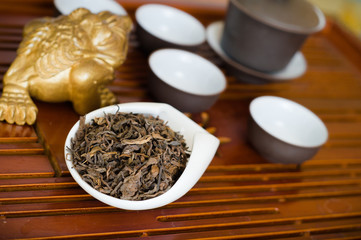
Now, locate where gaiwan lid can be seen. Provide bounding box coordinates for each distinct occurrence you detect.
[231,0,326,34]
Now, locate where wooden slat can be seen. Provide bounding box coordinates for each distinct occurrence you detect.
[0,182,78,191]
[2,188,361,206]
[0,155,54,179]
[156,208,280,222]
[0,147,44,155]
[0,137,38,143]
[0,206,123,218]
[0,172,54,179]
[206,159,361,173]
[191,178,361,194]
[201,168,361,182]
[168,190,361,208]
[2,168,360,191]
[191,224,361,240]
[0,207,279,220]
[10,218,361,240]
[0,194,92,204]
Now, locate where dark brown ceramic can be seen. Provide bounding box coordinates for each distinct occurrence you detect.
[247,116,321,164]
[247,96,328,164]
[148,71,221,113]
[206,21,307,84]
[148,49,226,113]
[136,23,197,54]
[221,0,325,72]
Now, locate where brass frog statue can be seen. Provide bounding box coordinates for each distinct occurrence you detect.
[0,8,132,125]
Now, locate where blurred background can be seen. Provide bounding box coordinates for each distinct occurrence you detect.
[310,0,361,38]
[164,0,361,38]
[0,0,360,39]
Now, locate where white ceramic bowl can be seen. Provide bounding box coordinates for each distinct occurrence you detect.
[148,49,226,113]
[135,4,206,52]
[54,0,127,15]
[248,96,328,164]
[64,102,219,210]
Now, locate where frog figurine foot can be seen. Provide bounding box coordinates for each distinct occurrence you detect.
[0,84,37,125]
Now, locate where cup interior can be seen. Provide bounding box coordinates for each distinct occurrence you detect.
[250,96,328,148]
[136,4,205,46]
[54,0,127,15]
[149,49,226,96]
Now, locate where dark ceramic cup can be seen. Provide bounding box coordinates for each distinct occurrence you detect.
[135,4,206,54]
[148,49,226,113]
[247,96,328,164]
[221,0,325,72]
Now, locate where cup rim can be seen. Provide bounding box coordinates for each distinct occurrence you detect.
[135,3,206,46]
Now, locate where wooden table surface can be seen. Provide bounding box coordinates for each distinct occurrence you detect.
[1,0,361,239]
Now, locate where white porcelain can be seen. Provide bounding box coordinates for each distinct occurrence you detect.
[54,0,127,15]
[135,4,205,47]
[64,102,219,210]
[250,96,328,148]
[206,21,307,84]
[148,48,226,113]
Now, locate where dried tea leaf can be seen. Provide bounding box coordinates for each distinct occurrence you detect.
[70,112,189,200]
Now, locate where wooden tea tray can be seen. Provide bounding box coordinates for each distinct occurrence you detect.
[1,0,361,239]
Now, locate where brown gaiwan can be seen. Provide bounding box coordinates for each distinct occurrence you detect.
[221,0,325,72]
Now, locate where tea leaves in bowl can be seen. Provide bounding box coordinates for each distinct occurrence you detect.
[68,112,189,200]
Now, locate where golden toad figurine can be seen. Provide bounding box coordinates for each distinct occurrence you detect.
[0,8,132,125]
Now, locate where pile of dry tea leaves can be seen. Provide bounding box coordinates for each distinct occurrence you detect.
[68,112,189,200]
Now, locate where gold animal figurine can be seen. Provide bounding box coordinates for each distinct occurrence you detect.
[0,8,132,125]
